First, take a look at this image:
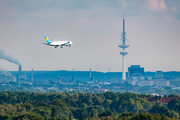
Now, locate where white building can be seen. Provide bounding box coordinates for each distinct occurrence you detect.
[0,75,16,83]
[154,80,170,87]
[138,80,154,86]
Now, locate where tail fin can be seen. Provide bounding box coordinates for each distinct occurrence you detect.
[44,35,51,43]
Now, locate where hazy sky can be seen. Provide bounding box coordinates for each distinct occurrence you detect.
[0,0,180,72]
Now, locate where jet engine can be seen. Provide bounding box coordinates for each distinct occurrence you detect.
[66,44,71,47]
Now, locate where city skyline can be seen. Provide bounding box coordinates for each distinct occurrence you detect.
[0,0,180,72]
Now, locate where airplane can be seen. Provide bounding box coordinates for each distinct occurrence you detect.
[42,35,73,48]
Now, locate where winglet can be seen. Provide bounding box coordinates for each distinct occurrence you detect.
[44,35,51,43]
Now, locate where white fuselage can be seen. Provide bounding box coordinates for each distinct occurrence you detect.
[43,35,73,48]
[48,41,69,46]
[45,41,73,48]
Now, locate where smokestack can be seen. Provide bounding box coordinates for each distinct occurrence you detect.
[18,65,21,87]
[90,68,93,81]
[19,65,22,75]
[0,49,21,66]
[90,68,91,78]
[31,68,33,82]
[0,49,21,87]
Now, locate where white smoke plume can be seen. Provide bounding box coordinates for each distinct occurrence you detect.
[0,49,21,66]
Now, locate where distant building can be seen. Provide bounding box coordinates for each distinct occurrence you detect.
[141,97,180,106]
[0,75,16,83]
[19,74,28,80]
[138,80,154,86]
[123,79,170,87]
[0,70,16,83]
[128,80,137,85]
[57,77,63,84]
[154,80,170,87]
[122,80,137,85]
[155,71,164,79]
[171,80,180,87]
[138,80,170,87]
[128,65,144,80]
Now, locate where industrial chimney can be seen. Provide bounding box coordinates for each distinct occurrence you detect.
[18,65,21,87]
[31,68,33,82]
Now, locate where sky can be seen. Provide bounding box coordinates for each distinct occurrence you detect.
[0,0,180,72]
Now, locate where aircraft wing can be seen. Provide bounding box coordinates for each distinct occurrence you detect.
[61,41,70,46]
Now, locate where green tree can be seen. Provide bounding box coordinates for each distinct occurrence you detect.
[51,107,57,118]
[0,115,12,120]
[103,91,119,102]
[93,94,105,106]
[153,113,161,120]
[161,114,168,120]
[170,110,179,118]
[32,107,51,118]
[168,94,180,97]
[138,98,152,111]
[117,98,143,113]
[167,98,180,110]
[155,88,167,94]
[103,99,112,108]
[79,113,86,120]
[13,113,43,120]
[149,105,171,117]
[32,116,44,120]
[131,112,154,120]
[23,100,34,112]
[155,101,162,106]
[99,109,112,117]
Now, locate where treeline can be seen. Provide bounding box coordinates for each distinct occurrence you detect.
[0,91,180,120]
[0,112,178,120]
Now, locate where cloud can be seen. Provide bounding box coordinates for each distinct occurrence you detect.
[145,0,167,11]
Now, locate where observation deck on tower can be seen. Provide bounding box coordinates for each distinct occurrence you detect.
[118,44,129,49]
[120,51,128,56]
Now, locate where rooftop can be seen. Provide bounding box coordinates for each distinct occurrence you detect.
[140,97,180,104]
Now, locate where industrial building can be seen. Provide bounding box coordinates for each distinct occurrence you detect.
[138,80,170,87]
[0,70,16,83]
[155,71,164,79]
[18,65,33,86]
[138,80,154,86]
[154,80,170,87]
[0,75,16,83]
[128,65,144,80]
[122,66,170,87]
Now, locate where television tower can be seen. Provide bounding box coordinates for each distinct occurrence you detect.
[118,13,129,80]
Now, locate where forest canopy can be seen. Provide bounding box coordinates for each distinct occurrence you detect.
[0,91,179,120]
